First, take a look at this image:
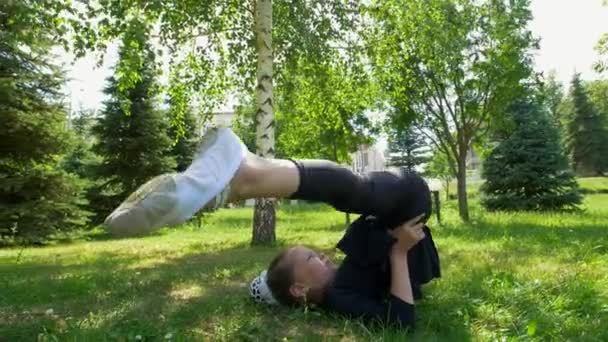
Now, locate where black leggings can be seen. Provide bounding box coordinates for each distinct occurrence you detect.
[288,160,431,228]
[290,160,440,288]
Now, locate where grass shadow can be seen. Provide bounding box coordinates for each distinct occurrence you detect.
[2,198,608,340]
[1,241,359,340]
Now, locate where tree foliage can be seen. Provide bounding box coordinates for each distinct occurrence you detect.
[596,35,608,74]
[0,0,90,242]
[168,107,200,172]
[231,98,258,153]
[595,1,608,74]
[366,0,537,221]
[540,71,566,128]
[92,23,176,214]
[425,149,454,201]
[586,80,608,122]
[63,1,360,134]
[481,98,582,211]
[385,126,429,172]
[63,0,362,244]
[233,58,378,164]
[276,57,376,163]
[62,110,101,179]
[565,74,608,176]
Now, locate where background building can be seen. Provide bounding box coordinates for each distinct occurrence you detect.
[350,144,386,173]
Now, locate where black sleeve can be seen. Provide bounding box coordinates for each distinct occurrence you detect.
[325,288,416,330]
[337,216,397,266]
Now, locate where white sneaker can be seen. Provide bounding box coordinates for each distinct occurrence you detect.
[104,128,248,236]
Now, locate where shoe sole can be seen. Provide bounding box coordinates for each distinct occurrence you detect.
[163,128,247,226]
[105,128,247,235]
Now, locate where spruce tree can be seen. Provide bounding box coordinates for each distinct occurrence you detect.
[92,24,175,213]
[386,126,429,172]
[565,74,608,176]
[62,110,103,218]
[481,98,582,211]
[0,0,90,242]
[63,110,101,179]
[168,108,200,172]
[586,80,608,173]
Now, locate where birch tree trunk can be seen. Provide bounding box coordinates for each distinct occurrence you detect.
[252,0,276,245]
[456,145,469,222]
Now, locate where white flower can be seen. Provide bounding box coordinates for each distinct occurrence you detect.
[135,335,142,340]
[165,333,173,339]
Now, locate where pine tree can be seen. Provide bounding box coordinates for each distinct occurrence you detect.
[0,0,90,242]
[481,98,582,211]
[92,24,175,214]
[386,126,429,172]
[540,71,566,130]
[63,110,101,179]
[62,110,104,219]
[565,73,608,176]
[585,80,608,173]
[168,108,200,172]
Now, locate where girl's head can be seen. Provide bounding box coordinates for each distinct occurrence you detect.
[262,245,336,306]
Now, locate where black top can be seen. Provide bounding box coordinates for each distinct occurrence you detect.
[321,215,441,330]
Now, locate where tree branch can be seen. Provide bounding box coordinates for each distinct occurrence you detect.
[151,27,241,40]
[421,104,458,171]
[449,74,469,144]
[410,63,452,128]
[428,71,460,133]
[419,127,457,175]
[470,80,493,136]
[247,0,255,16]
[419,98,459,159]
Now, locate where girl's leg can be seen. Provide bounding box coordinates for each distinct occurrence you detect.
[227,153,301,202]
[225,154,400,218]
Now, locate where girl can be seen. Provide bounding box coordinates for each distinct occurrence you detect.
[248,159,440,331]
[105,128,440,330]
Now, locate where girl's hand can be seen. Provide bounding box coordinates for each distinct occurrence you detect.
[388,214,426,254]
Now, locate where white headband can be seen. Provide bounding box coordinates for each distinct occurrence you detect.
[249,270,278,305]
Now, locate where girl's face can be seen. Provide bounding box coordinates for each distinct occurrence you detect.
[286,245,336,300]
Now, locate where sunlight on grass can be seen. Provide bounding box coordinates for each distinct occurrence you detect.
[168,283,206,301]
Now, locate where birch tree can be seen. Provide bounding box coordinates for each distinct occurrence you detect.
[64,0,360,243]
[252,0,275,243]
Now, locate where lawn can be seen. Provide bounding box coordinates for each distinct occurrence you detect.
[1,180,607,341]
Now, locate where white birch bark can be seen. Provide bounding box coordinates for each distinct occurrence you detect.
[252,0,276,244]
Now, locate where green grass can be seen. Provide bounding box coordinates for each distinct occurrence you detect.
[578,177,608,193]
[1,180,608,341]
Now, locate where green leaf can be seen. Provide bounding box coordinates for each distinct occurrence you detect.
[527,320,537,337]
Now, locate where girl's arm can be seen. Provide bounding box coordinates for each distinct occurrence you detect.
[324,215,426,330]
[387,213,425,305]
[390,249,415,305]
